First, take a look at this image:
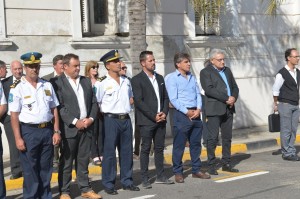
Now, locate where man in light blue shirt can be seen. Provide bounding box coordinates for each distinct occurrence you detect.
[165,52,210,183]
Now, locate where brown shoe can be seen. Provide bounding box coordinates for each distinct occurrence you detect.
[60,194,71,199]
[81,190,102,199]
[175,174,184,183]
[192,172,211,179]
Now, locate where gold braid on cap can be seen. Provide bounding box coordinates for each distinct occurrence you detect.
[23,54,41,64]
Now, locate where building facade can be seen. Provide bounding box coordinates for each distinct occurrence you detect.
[1,0,300,156]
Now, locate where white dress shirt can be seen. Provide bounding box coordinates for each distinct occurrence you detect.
[144,71,160,113]
[65,74,87,124]
[273,65,298,96]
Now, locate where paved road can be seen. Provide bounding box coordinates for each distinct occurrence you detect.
[7,146,300,199]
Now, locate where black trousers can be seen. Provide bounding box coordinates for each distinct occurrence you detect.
[58,131,92,194]
[91,117,104,158]
[140,123,166,181]
[206,108,233,166]
[3,116,22,176]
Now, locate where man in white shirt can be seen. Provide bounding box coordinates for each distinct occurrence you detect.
[52,53,101,199]
[272,48,300,161]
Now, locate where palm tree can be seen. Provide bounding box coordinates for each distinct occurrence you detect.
[128,0,285,76]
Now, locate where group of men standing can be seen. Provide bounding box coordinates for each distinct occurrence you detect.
[2,47,298,199]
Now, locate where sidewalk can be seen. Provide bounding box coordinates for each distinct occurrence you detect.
[4,125,300,191]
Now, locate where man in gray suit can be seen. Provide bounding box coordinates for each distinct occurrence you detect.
[52,54,101,199]
[200,49,239,175]
[1,60,23,179]
[42,54,64,81]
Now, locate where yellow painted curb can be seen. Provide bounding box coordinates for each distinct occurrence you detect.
[276,134,300,146]
[5,143,248,191]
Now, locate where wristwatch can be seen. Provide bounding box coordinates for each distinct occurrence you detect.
[54,130,61,134]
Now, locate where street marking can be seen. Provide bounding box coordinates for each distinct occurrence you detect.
[215,170,269,183]
[130,195,156,199]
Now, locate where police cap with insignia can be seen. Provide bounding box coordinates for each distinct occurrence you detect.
[20,52,42,65]
[100,50,122,63]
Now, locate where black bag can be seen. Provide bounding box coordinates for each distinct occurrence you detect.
[268,112,280,132]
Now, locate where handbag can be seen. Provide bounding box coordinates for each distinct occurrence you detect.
[268,112,280,132]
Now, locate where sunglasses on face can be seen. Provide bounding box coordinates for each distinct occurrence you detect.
[91,66,99,69]
[121,66,127,70]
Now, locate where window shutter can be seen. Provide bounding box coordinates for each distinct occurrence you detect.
[81,0,90,33]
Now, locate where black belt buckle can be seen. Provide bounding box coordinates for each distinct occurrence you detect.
[38,122,47,128]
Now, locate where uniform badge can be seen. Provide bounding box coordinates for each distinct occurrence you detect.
[44,89,51,96]
[28,104,32,111]
[8,93,13,103]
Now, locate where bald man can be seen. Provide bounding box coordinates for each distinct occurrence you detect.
[1,60,23,179]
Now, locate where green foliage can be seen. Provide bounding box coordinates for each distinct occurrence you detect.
[261,0,285,16]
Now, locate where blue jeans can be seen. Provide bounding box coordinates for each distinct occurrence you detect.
[278,103,299,157]
[0,129,6,199]
[172,110,202,174]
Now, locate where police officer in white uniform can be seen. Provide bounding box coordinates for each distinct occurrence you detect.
[0,80,7,199]
[97,50,140,195]
[9,52,61,199]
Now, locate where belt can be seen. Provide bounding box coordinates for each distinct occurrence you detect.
[104,113,129,120]
[187,107,197,110]
[20,121,52,128]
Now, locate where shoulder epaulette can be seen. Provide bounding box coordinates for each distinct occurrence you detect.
[97,76,107,82]
[41,78,49,82]
[10,79,21,88]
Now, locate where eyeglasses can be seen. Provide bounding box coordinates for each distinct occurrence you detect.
[121,66,127,70]
[91,66,99,69]
[290,56,300,59]
[214,58,226,62]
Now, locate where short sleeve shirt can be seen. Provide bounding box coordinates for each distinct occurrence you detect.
[95,75,133,114]
[9,77,59,123]
[0,82,7,105]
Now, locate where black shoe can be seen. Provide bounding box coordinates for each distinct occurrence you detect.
[282,154,300,161]
[222,164,239,172]
[142,181,152,189]
[155,176,175,184]
[104,188,118,195]
[10,172,23,180]
[207,167,218,175]
[123,184,140,191]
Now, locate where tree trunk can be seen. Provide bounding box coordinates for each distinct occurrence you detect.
[128,0,147,76]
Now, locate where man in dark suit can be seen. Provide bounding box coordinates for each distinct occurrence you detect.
[52,54,101,199]
[200,48,239,175]
[1,60,23,179]
[42,54,64,81]
[131,51,174,189]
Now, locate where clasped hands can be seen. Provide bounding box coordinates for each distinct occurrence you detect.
[186,109,201,121]
[155,112,166,123]
[76,118,93,130]
[226,96,236,108]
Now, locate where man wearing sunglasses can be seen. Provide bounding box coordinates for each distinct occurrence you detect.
[200,48,239,175]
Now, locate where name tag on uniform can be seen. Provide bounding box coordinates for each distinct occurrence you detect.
[44,89,51,96]
[106,86,113,91]
[24,96,31,99]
